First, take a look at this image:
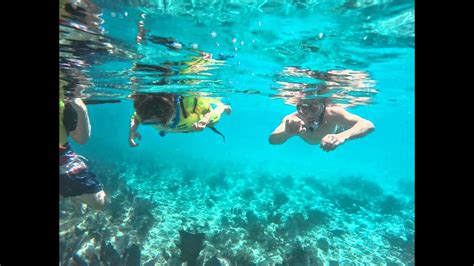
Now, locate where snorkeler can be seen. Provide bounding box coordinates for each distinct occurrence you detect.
[131,50,223,78]
[269,98,374,151]
[60,82,109,212]
[128,92,232,147]
[135,15,184,50]
[148,35,185,50]
[217,53,235,60]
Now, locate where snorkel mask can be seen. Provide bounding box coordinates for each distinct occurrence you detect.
[297,101,326,132]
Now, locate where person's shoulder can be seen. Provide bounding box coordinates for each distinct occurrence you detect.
[283,112,298,120]
[325,105,347,116]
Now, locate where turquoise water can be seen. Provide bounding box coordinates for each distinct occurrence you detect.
[60,0,414,265]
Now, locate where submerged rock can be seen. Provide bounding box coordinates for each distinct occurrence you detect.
[176,230,206,265]
[100,240,122,266]
[378,195,404,215]
[123,244,141,266]
[285,212,307,232]
[206,170,229,190]
[241,188,255,200]
[267,211,283,224]
[386,260,403,266]
[88,253,101,266]
[246,210,259,225]
[143,257,158,266]
[205,255,221,266]
[131,197,157,240]
[334,193,364,213]
[283,243,319,265]
[337,177,383,197]
[306,208,331,226]
[72,253,88,266]
[317,238,330,252]
[273,191,289,208]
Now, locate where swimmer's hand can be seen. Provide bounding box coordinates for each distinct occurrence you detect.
[67,98,87,111]
[169,42,182,50]
[192,120,207,131]
[224,105,232,115]
[285,118,306,135]
[129,130,141,147]
[320,134,345,152]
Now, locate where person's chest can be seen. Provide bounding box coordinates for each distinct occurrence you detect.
[299,121,338,144]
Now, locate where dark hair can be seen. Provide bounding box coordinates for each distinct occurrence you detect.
[63,102,78,133]
[132,93,175,122]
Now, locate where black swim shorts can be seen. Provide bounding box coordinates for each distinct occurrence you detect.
[59,143,103,198]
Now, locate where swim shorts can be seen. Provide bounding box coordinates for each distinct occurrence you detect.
[59,142,103,198]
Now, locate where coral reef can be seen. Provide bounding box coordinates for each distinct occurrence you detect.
[60,161,414,265]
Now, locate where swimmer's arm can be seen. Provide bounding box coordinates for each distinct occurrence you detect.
[199,112,213,125]
[197,102,228,126]
[69,98,91,144]
[130,112,140,132]
[193,110,213,131]
[148,35,174,44]
[128,112,142,147]
[331,107,375,141]
[209,102,228,116]
[269,115,294,145]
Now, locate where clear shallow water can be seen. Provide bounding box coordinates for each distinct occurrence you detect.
[60,0,414,265]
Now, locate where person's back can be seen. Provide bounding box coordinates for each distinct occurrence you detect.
[128,93,231,147]
[60,97,108,211]
[154,96,225,132]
